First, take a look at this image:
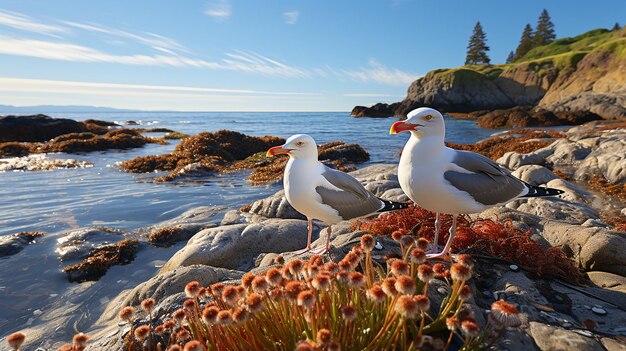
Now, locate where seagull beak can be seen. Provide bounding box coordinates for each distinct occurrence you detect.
[266,145,292,157]
[390,121,421,134]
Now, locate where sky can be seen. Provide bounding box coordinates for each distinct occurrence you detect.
[0,0,623,112]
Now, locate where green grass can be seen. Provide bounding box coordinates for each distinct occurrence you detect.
[423,27,625,85]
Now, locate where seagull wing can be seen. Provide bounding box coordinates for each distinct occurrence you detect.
[444,150,527,206]
[315,166,384,220]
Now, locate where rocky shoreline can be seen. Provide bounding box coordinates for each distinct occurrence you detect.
[3,120,624,350]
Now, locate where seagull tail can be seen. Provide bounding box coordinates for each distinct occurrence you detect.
[377,198,411,213]
[521,183,565,198]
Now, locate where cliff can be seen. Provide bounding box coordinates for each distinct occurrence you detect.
[352,28,626,127]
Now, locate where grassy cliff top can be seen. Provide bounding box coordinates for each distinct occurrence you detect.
[422,27,625,84]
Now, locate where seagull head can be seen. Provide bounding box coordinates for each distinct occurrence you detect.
[266,134,318,160]
[389,107,445,139]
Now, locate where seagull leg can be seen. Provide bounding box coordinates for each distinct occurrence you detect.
[294,218,313,255]
[311,225,332,255]
[429,212,441,254]
[427,215,456,260]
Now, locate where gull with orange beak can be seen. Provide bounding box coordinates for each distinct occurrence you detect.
[267,134,409,254]
[390,107,564,259]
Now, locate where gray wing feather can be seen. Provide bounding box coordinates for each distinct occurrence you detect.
[316,167,383,220]
[445,150,526,206]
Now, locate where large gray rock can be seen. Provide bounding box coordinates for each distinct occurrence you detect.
[0,231,45,257]
[574,131,626,183]
[160,219,319,272]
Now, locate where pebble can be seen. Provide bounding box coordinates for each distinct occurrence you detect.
[509,264,519,271]
[33,309,43,316]
[561,322,572,328]
[591,307,607,315]
[375,242,383,250]
[584,305,591,309]
[573,329,594,338]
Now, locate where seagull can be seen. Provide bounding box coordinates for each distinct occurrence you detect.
[390,107,564,259]
[266,134,409,254]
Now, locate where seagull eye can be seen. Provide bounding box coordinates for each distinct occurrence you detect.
[423,115,433,121]
[295,141,304,147]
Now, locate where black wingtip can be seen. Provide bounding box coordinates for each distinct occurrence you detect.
[377,198,410,213]
[521,185,565,198]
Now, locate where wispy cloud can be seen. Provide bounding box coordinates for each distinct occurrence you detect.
[283,11,299,25]
[60,21,188,53]
[0,35,311,78]
[343,59,418,86]
[205,0,231,21]
[0,77,318,96]
[0,10,67,36]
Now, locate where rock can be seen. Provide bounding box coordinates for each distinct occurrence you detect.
[248,190,305,220]
[160,219,319,272]
[0,114,87,142]
[62,239,139,283]
[0,154,93,172]
[497,147,553,170]
[539,221,626,276]
[220,210,248,226]
[351,102,400,117]
[511,165,558,186]
[56,227,125,262]
[508,197,597,224]
[601,337,626,351]
[574,131,626,183]
[0,231,45,257]
[147,206,223,245]
[529,322,605,351]
[587,271,626,293]
[38,129,157,154]
[98,265,242,323]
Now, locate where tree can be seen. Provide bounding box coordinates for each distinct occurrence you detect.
[506,51,516,64]
[612,22,621,31]
[515,24,535,60]
[534,9,556,46]
[465,21,490,65]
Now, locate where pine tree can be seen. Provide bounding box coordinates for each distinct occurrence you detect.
[465,21,491,65]
[534,9,556,46]
[612,22,621,31]
[515,24,535,60]
[506,51,516,64]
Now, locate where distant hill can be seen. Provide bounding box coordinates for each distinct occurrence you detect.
[352,27,626,128]
[0,104,139,114]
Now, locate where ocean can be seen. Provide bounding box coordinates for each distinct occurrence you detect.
[0,111,497,237]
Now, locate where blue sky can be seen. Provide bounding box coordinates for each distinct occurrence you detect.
[0,0,623,111]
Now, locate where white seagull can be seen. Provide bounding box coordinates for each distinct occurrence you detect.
[390,107,564,259]
[267,134,408,254]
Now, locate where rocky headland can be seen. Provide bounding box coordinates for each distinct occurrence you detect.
[352,28,626,128]
[6,121,624,350]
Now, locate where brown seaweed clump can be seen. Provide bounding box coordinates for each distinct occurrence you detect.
[38,129,166,154]
[147,227,189,246]
[63,239,139,283]
[228,141,370,185]
[0,142,34,157]
[119,130,285,182]
[447,129,565,160]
